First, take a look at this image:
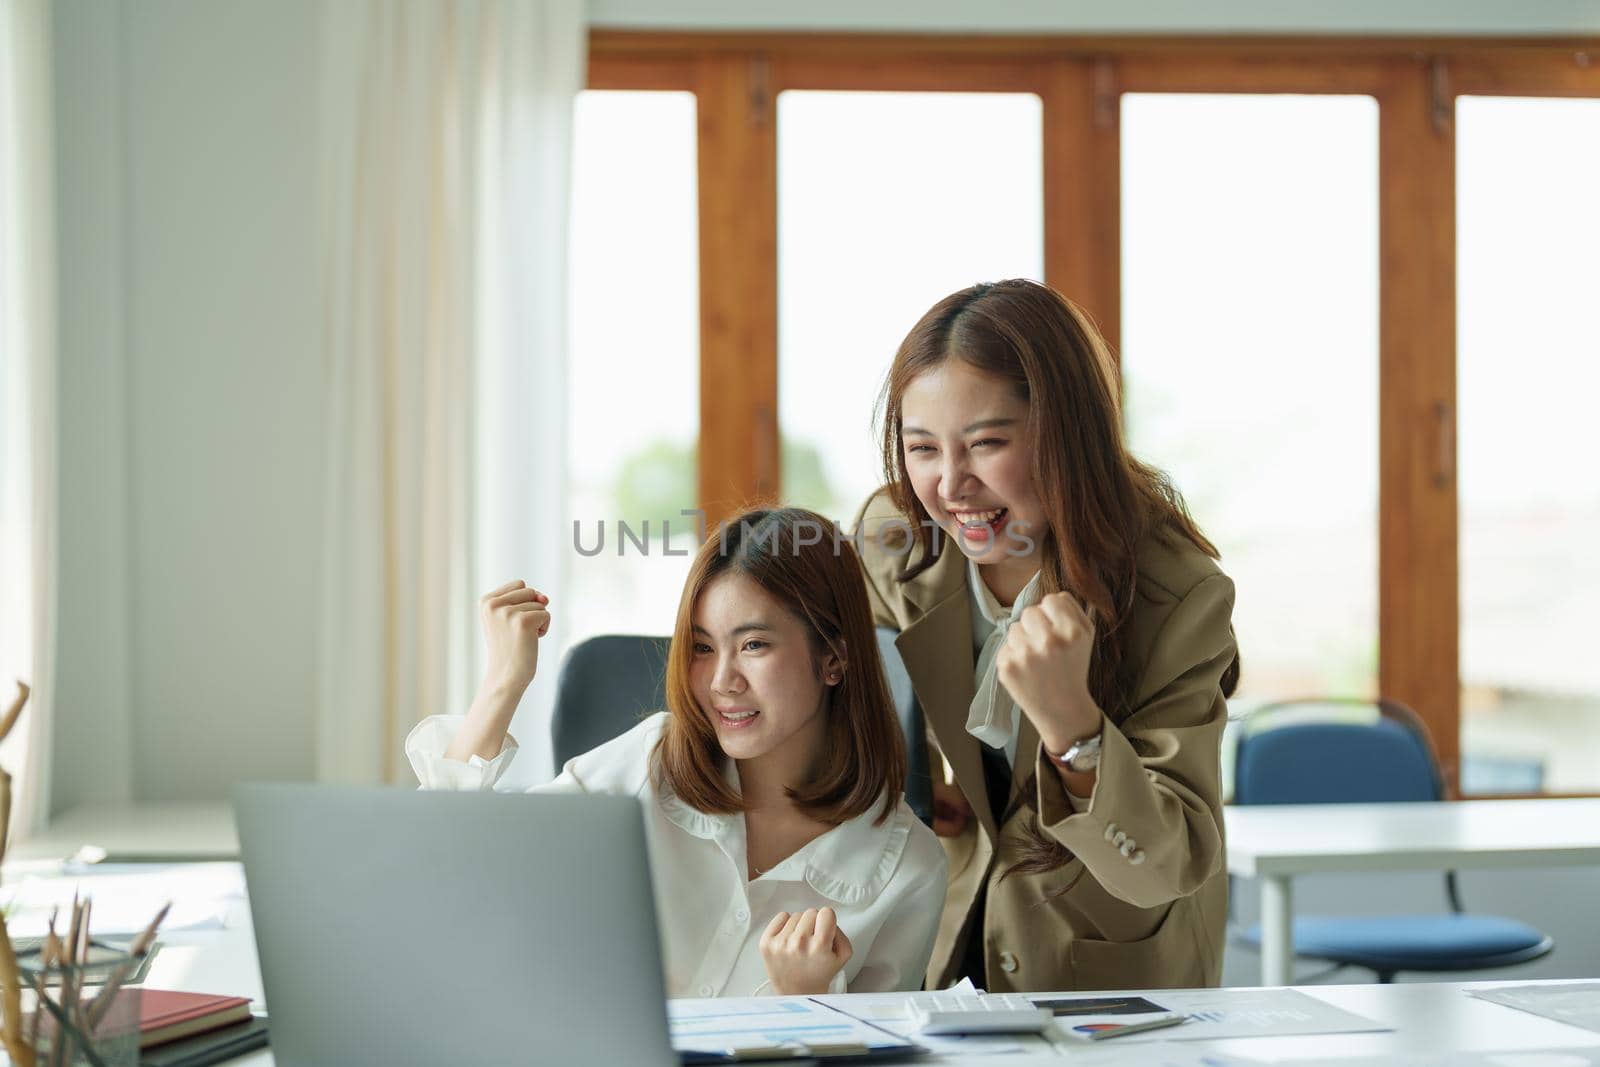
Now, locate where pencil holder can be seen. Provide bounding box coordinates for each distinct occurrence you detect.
[18,947,141,1067]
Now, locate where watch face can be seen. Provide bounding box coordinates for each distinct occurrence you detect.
[1065,734,1102,771]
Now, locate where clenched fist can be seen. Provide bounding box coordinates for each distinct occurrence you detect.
[479,579,551,690]
[994,591,1102,753]
[759,907,853,996]
[443,580,551,765]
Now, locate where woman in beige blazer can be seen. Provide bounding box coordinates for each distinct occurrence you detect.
[852,278,1240,994]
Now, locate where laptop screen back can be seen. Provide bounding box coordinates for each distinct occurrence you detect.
[236,783,677,1067]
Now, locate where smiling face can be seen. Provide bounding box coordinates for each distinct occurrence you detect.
[688,573,843,768]
[900,359,1047,577]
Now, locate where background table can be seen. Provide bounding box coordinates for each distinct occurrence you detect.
[1225,797,1600,985]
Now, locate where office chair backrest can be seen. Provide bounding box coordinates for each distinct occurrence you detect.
[1234,697,1442,805]
[548,630,934,825]
[550,634,671,772]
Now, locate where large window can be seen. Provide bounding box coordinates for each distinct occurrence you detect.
[777,91,1043,523]
[1457,95,1600,794]
[1122,94,1379,705]
[566,90,699,644]
[583,39,1600,796]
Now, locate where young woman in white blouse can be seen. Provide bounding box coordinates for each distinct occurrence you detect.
[406,506,947,998]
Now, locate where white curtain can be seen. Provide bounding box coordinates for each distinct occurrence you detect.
[317,0,584,785]
[0,0,58,838]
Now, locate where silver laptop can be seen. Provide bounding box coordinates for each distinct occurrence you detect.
[235,783,677,1066]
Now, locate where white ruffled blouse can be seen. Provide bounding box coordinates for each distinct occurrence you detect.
[405,711,948,997]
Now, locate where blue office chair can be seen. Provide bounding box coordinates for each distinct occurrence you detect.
[548,631,934,826]
[1232,697,1554,983]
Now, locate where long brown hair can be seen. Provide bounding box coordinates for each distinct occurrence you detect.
[878,279,1237,871]
[655,507,907,825]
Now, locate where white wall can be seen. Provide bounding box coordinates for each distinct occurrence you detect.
[52,0,134,813]
[589,0,1600,34]
[51,0,324,806]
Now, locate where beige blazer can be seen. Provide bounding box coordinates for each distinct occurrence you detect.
[853,491,1237,993]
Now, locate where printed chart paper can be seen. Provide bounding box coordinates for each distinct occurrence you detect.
[669,996,915,1058]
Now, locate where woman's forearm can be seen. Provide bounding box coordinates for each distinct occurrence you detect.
[443,676,527,763]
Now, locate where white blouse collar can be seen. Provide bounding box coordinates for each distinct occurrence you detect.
[655,760,914,906]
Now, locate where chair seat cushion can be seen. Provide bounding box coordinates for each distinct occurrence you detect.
[1239,914,1553,972]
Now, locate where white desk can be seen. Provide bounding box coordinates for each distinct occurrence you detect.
[150,942,1600,1063]
[1225,797,1600,986]
[131,889,1600,1064]
[10,859,1600,1064]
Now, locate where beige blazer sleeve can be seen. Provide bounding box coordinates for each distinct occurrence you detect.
[850,492,910,632]
[1030,572,1235,909]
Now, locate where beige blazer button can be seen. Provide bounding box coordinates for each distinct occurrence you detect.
[1129,849,1147,865]
[998,951,1019,973]
[1103,823,1119,842]
[1112,830,1128,847]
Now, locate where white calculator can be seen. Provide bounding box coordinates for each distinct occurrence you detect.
[909,994,1054,1035]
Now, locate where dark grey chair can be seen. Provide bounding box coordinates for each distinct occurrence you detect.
[547,629,933,827]
[549,634,671,773]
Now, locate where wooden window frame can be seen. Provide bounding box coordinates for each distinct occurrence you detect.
[587,33,1600,798]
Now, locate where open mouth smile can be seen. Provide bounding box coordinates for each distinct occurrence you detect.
[715,707,760,729]
[948,507,1010,542]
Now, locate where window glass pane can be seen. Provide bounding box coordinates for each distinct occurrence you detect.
[1122,94,1380,716]
[1458,96,1600,794]
[777,91,1043,523]
[566,91,699,644]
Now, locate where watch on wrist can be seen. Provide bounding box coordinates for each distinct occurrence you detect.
[1046,728,1103,772]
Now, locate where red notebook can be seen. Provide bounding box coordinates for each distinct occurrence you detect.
[136,990,254,1049]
